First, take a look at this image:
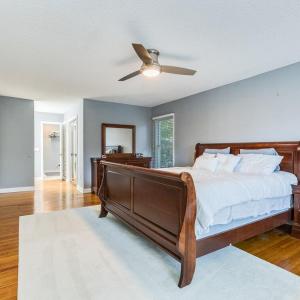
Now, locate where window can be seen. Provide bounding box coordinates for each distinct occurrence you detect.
[152,113,175,168]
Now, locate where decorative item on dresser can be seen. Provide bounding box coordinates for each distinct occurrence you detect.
[292,184,300,238]
[91,155,152,194]
[98,141,300,288]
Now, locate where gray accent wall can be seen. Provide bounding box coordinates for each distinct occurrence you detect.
[0,96,34,189]
[152,62,300,166]
[2,62,299,191]
[83,99,152,188]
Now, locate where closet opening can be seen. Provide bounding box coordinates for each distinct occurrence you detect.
[41,122,63,179]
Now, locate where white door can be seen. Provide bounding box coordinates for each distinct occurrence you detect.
[70,119,78,183]
[61,123,67,180]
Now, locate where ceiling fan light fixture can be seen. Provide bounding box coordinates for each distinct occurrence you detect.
[141,64,160,78]
[118,43,196,81]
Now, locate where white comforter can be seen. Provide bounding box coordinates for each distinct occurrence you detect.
[158,167,297,230]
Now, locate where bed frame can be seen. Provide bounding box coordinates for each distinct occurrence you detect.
[98,141,300,288]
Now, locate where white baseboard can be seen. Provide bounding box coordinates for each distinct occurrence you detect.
[0,186,34,194]
[76,185,91,194]
[42,176,62,181]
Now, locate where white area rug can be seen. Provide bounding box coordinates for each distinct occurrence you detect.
[19,205,300,300]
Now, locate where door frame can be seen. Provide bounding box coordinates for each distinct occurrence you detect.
[65,116,78,184]
[40,121,63,180]
[152,113,175,168]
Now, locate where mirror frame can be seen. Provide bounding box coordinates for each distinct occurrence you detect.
[101,123,136,156]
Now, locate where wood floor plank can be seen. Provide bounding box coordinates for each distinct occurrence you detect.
[236,229,300,275]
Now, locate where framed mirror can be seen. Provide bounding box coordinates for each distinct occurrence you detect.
[101,123,136,155]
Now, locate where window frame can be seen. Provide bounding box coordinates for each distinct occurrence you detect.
[152,113,175,168]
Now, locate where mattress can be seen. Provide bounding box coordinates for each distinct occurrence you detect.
[195,195,292,239]
[158,167,297,231]
[197,206,291,240]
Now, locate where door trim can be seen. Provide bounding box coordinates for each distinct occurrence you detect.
[66,117,78,184]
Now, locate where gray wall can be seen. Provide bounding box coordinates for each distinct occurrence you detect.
[0,96,34,189]
[83,99,152,188]
[152,62,300,166]
[34,112,64,177]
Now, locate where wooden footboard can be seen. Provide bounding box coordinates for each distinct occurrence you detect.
[98,161,197,288]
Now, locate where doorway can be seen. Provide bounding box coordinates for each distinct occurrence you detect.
[41,122,63,179]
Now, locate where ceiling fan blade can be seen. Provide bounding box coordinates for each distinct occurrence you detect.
[161,65,196,76]
[118,70,141,81]
[132,43,152,64]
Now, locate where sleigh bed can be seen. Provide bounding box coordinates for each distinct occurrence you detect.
[98,141,300,288]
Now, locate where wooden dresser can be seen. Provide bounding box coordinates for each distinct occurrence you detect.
[91,156,152,194]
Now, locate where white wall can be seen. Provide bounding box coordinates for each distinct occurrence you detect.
[34,112,64,178]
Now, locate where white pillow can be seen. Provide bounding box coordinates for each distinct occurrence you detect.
[235,154,283,175]
[193,155,219,172]
[216,154,241,173]
[202,153,216,158]
[204,147,230,154]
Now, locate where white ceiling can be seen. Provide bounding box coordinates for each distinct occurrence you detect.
[0,1,300,113]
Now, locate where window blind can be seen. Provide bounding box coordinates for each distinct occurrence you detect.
[152,114,174,168]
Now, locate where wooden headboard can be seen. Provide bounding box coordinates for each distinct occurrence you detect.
[195,141,300,181]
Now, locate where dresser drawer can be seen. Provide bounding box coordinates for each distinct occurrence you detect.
[129,162,146,168]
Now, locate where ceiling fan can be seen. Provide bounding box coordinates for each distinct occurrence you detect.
[118,43,196,81]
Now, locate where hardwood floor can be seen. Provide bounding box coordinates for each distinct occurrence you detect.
[236,228,300,275]
[0,180,299,299]
[0,180,99,300]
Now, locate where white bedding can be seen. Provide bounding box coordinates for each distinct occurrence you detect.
[158,167,297,231]
[196,195,291,237]
[197,206,290,239]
